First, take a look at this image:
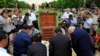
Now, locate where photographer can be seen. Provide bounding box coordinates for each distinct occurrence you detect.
[92,7,100,36]
[95,17,100,51]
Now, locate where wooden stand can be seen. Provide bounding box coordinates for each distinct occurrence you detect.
[39,13,56,41]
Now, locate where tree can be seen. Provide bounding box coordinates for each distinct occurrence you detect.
[86,0,97,8]
[0,0,6,8]
[0,0,31,8]
[95,0,100,7]
[48,0,85,8]
[17,1,31,8]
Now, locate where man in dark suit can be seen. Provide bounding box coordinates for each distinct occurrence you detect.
[49,28,72,56]
[71,28,94,56]
[27,33,47,56]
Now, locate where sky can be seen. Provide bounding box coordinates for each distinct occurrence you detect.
[18,0,54,5]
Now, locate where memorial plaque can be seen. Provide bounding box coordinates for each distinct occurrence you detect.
[40,13,56,40]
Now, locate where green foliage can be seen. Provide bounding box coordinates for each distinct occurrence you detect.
[17,1,31,8]
[96,0,100,7]
[49,0,85,8]
[0,0,31,8]
[0,0,6,8]
[48,0,100,8]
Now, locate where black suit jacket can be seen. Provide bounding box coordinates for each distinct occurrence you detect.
[49,33,72,56]
[71,28,94,56]
[27,42,47,56]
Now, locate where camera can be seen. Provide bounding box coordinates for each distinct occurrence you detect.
[98,18,100,23]
[98,18,100,27]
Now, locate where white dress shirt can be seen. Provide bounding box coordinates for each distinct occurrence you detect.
[84,18,93,29]
[30,12,37,21]
[27,16,33,26]
[61,12,73,20]
[0,48,11,56]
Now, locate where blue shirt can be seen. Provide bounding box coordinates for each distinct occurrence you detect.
[13,30,32,56]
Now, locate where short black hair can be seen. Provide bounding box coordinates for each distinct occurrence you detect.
[25,13,30,16]
[1,10,8,16]
[22,24,32,30]
[87,12,91,16]
[69,14,73,18]
[32,33,42,42]
[7,10,12,13]
[55,28,62,33]
[0,30,7,41]
[77,23,83,27]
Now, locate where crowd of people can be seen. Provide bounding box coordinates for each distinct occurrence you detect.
[0,7,100,56]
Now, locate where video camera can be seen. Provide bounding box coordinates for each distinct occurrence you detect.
[98,18,100,23]
[98,18,100,27]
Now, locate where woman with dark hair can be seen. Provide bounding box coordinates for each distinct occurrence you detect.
[1,10,12,36]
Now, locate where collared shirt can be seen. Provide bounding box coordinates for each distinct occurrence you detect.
[84,18,93,29]
[0,47,11,56]
[30,12,37,21]
[61,12,73,20]
[27,16,33,26]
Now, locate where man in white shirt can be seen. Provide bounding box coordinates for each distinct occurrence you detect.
[30,11,37,21]
[0,30,11,56]
[84,12,93,33]
[61,8,73,21]
[30,10,39,29]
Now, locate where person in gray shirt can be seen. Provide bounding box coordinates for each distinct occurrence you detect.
[0,15,3,29]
